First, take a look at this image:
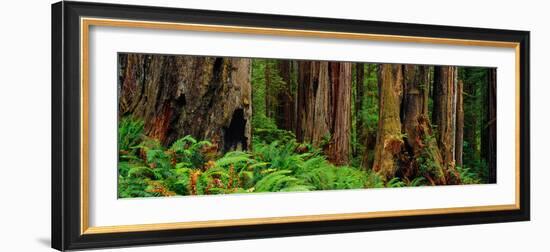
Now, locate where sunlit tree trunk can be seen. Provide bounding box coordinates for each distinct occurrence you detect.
[118,54,252,152]
[432,66,461,184]
[373,64,403,180]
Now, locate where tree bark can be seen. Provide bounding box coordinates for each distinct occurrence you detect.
[432,66,461,184]
[296,61,315,142]
[373,64,403,180]
[422,67,431,115]
[276,60,295,131]
[355,63,365,157]
[118,54,252,153]
[433,66,457,166]
[327,62,352,165]
[311,62,332,147]
[401,65,425,178]
[455,79,464,167]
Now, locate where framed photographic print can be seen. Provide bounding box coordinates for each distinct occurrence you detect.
[51,1,530,250]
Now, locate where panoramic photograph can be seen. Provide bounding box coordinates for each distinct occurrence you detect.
[117,53,497,198]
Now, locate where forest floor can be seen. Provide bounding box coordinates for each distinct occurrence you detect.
[117,117,481,198]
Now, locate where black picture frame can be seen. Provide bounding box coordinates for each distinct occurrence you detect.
[52,1,530,251]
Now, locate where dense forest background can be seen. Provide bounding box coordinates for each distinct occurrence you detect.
[117,53,496,198]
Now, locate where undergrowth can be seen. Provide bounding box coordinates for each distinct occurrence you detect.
[118,117,482,198]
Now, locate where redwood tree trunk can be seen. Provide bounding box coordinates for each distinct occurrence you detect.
[455,79,464,167]
[401,65,425,178]
[295,61,351,165]
[276,60,295,131]
[355,63,365,157]
[311,62,332,147]
[295,61,317,142]
[433,66,457,166]
[327,62,352,165]
[432,66,461,184]
[118,54,252,153]
[373,64,403,180]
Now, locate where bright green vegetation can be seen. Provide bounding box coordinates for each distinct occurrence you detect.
[118,116,486,198]
[118,117,386,198]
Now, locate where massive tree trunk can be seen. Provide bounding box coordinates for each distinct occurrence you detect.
[311,62,332,147]
[355,63,365,157]
[401,65,426,177]
[276,60,295,131]
[400,66,445,183]
[327,62,352,165]
[373,64,403,180]
[295,61,331,146]
[295,61,315,142]
[294,61,351,165]
[432,66,461,184]
[455,79,464,167]
[487,68,497,183]
[118,54,252,153]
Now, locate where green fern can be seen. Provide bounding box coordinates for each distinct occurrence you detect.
[118,117,144,152]
[254,170,308,192]
[386,177,406,188]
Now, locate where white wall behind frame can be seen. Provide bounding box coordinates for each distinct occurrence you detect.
[0,0,546,252]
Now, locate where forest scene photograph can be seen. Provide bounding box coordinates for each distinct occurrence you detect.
[117,53,497,198]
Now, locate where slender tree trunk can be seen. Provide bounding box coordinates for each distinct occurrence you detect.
[295,61,311,142]
[487,68,497,183]
[463,71,478,160]
[264,60,273,118]
[118,54,252,152]
[434,66,456,165]
[455,79,464,167]
[432,66,461,184]
[276,60,295,131]
[326,62,352,165]
[355,63,365,157]
[432,68,441,128]
[362,64,376,168]
[373,64,403,180]
[422,67,431,115]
